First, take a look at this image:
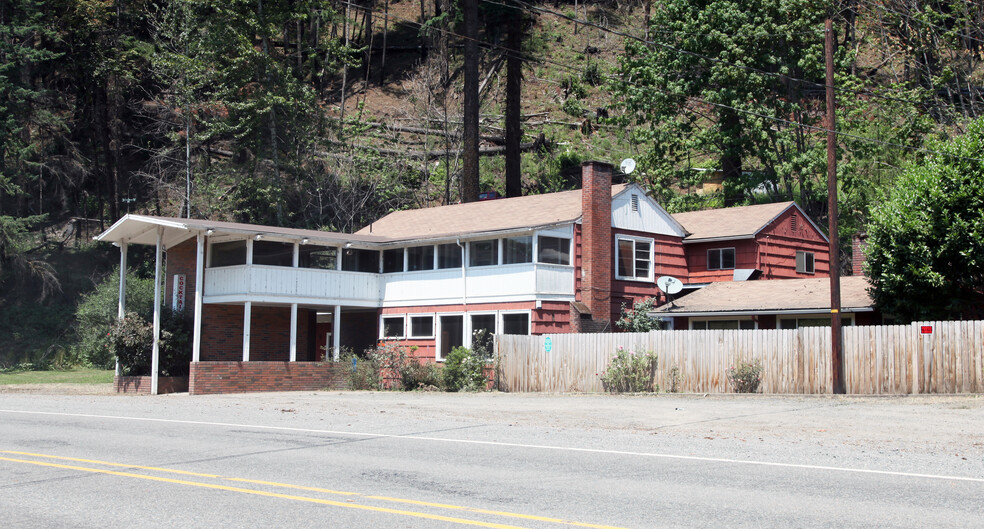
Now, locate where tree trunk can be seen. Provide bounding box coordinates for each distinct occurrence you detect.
[504,9,523,198]
[461,0,480,202]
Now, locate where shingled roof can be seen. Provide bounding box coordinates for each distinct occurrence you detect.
[672,201,799,242]
[652,276,873,316]
[356,184,630,240]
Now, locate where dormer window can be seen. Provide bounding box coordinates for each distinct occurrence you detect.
[615,235,653,281]
[796,251,815,274]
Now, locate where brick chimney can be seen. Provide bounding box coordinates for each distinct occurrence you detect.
[852,232,867,276]
[580,161,612,323]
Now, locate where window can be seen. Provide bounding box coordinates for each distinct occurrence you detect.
[780,316,853,329]
[381,316,405,338]
[501,313,530,335]
[469,239,498,267]
[503,236,532,264]
[616,237,653,281]
[707,248,736,270]
[209,241,246,267]
[691,319,755,330]
[470,314,496,358]
[438,315,464,360]
[537,236,571,265]
[341,248,379,273]
[407,246,435,271]
[437,243,462,269]
[383,248,404,273]
[409,315,434,338]
[796,251,815,274]
[299,246,337,270]
[253,241,293,267]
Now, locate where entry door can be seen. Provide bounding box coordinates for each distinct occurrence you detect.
[439,315,464,360]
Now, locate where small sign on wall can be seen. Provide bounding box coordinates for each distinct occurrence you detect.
[173,274,186,312]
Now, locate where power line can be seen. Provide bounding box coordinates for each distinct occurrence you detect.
[851,0,984,46]
[334,0,984,163]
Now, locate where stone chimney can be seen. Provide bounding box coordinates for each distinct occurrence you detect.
[580,161,612,323]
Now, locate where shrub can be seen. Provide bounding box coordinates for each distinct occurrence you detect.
[342,351,382,390]
[108,309,191,377]
[442,346,488,392]
[73,267,155,369]
[582,61,603,86]
[727,360,763,393]
[615,298,662,332]
[600,347,658,393]
[369,341,439,390]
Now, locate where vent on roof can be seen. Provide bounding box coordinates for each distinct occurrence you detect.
[631,194,639,212]
[791,212,798,231]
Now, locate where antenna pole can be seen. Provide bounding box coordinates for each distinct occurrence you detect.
[826,18,845,394]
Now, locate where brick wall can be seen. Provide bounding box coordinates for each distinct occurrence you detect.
[580,161,612,322]
[115,376,189,395]
[165,238,199,314]
[201,305,308,361]
[189,361,351,395]
[852,232,867,276]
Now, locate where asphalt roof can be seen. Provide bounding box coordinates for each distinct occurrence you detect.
[652,276,873,315]
[671,201,796,242]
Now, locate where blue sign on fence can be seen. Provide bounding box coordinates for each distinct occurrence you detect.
[544,336,553,353]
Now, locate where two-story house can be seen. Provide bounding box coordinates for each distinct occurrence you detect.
[95,161,835,392]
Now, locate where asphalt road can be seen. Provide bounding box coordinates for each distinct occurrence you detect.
[1,391,982,528]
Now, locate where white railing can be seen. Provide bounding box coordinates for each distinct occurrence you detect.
[204,263,576,306]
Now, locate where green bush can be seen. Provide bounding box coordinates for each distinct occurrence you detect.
[108,309,191,377]
[727,360,763,393]
[600,347,658,393]
[73,267,155,369]
[615,297,663,332]
[342,351,382,390]
[369,341,441,390]
[442,346,487,392]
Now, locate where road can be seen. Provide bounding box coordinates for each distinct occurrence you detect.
[1,391,982,528]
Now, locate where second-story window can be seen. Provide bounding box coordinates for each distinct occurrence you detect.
[341,248,379,273]
[437,243,462,269]
[503,236,532,264]
[383,248,404,273]
[407,246,435,271]
[616,236,653,281]
[469,239,498,267]
[796,251,815,274]
[253,241,293,267]
[707,248,736,270]
[299,246,337,270]
[209,240,246,267]
[537,236,571,265]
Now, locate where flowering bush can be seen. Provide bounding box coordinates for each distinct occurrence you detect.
[727,360,763,393]
[442,346,488,392]
[600,347,658,393]
[615,298,663,332]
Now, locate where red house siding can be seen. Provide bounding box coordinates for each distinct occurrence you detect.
[610,228,688,322]
[685,239,761,283]
[756,207,829,279]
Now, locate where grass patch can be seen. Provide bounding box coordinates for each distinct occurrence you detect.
[0,368,115,385]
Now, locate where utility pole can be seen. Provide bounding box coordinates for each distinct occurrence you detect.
[826,18,845,394]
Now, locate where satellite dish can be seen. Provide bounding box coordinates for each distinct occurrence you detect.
[619,158,636,175]
[657,276,683,295]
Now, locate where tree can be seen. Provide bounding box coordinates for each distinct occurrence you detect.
[864,118,984,322]
[612,0,835,211]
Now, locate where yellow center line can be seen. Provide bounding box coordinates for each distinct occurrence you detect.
[0,451,632,529]
[0,456,528,529]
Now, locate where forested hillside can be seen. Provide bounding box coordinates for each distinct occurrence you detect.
[1,0,982,365]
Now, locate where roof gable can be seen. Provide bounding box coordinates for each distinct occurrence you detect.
[611,183,688,237]
[673,201,814,243]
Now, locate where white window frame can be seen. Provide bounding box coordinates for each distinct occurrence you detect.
[779,315,853,329]
[615,235,655,282]
[407,313,436,339]
[796,251,815,274]
[707,247,736,271]
[499,310,532,336]
[436,312,466,362]
[536,235,572,266]
[466,312,498,348]
[380,315,406,339]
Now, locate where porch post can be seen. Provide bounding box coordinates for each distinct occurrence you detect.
[289,303,298,362]
[192,232,204,362]
[151,228,163,395]
[333,305,342,361]
[243,301,251,361]
[116,241,127,376]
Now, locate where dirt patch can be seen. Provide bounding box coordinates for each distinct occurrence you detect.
[0,383,117,395]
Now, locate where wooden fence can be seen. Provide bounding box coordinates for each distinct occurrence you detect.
[494,321,984,394]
